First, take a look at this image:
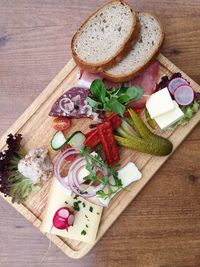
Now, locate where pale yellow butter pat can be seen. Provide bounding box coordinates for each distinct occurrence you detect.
[154,101,184,130]
[146,87,174,119]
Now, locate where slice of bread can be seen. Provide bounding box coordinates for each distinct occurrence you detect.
[71,0,139,73]
[101,12,164,82]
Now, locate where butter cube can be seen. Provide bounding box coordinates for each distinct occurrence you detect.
[154,101,184,130]
[146,88,174,119]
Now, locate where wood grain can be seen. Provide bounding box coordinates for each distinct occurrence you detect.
[0,1,200,266]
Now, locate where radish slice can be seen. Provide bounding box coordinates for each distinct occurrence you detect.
[68,214,74,225]
[168,78,188,95]
[174,85,194,106]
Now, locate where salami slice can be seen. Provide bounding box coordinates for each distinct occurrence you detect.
[49,87,90,118]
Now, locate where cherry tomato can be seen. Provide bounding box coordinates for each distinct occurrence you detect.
[52,117,71,131]
[61,144,77,162]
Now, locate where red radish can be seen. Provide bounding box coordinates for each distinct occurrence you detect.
[53,207,74,230]
[174,85,194,106]
[168,78,188,95]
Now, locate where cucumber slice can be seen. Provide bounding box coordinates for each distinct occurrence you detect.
[51,131,67,151]
[67,131,86,149]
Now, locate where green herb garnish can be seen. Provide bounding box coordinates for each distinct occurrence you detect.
[82,202,86,208]
[89,206,93,213]
[86,224,89,228]
[80,149,123,200]
[81,230,87,236]
[87,80,143,117]
[73,200,82,211]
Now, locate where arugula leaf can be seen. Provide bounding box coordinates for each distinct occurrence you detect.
[80,149,123,200]
[104,98,125,117]
[90,80,106,103]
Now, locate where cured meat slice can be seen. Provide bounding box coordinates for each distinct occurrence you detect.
[49,87,90,118]
[77,69,103,88]
[127,61,160,95]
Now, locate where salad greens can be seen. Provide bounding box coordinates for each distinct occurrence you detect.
[87,79,143,117]
[177,101,200,126]
[80,149,123,199]
[0,134,40,203]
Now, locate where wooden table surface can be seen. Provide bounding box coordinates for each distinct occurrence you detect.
[0,1,200,266]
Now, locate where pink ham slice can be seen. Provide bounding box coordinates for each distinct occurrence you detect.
[77,69,103,88]
[126,61,160,110]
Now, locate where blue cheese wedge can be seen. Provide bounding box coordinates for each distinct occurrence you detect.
[146,88,174,119]
[154,101,184,130]
[40,178,103,244]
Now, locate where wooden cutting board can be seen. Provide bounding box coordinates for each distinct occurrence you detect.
[0,54,200,259]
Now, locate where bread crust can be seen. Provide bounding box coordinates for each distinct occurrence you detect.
[71,0,140,73]
[101,12,165,82]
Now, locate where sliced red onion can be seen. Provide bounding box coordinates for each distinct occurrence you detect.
[68,157,106,197]
[54,148,107,199]
[54,148,79,191]
[59,98,74,114]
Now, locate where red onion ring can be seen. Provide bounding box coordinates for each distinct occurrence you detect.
[54,148,79,191]
[68,158,106,197]
[54,148,107,198]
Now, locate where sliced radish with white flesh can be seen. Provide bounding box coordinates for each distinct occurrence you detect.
[53,207,74,230]
[68,214,74,225]
[168,78,188,95]
[58,209,69,218]
[174,85,194,106]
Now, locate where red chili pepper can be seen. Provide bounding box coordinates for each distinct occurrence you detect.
[85,129,97,139]
[84,130,100,148]
[84,114,122,148]
[104,113,122,129]
[97,121,120,165]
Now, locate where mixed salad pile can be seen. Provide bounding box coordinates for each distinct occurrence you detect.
[0,61,199,235]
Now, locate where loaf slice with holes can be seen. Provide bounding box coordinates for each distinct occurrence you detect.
[101,12,164,82]
[71,0,139,73]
